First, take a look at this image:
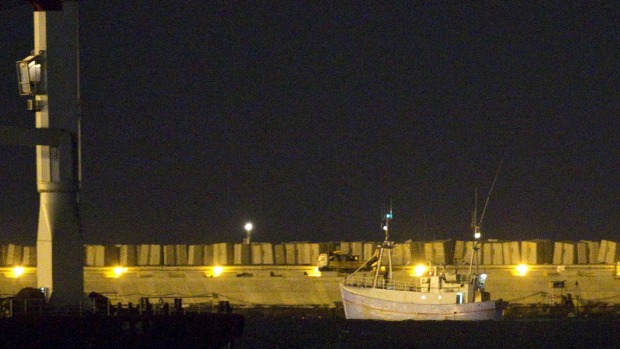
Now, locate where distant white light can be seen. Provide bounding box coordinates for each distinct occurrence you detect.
[244,222,253,232]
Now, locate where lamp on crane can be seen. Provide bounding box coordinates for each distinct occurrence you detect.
[16,51,46,111]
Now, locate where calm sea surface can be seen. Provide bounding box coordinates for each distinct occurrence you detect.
[234,316,619,349]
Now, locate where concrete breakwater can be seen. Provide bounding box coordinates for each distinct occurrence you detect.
[1,239,619,309]
[1,264,619,310]
[2,238,619,268]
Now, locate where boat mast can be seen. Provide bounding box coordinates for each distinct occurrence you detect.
[468,189,481,279]
[372,204,393,288]
[468,161,502,282]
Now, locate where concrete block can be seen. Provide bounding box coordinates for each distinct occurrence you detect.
[262,243,274,264]
[502,243,510,265]
[491,242,503,265]
[423,240,454,265]
[234,243,250,265]
[586,241,599,264]
[0,245,6,266]
[598,240,618,264]
[249,243,275,265]
[540,240,554,264]
[433,241,446,264]
[521,241,534,264]
[138,244,150,266]
[187,245,203,265]
[339,241,351,255]
[522,240,552,265]
[462,241,480,266]
[284,243,296,265]
[410,242,425,264]
[163,245,175,265]
[105,245,120,266]
[502,241,520,265]
[296,242,312,265]
[213,242,233,265]
[94,245,105,266]
[22,246,36,266]
[175,245,188,265]
[454,240,465,264]
[424,242,434,263]
[393,242,411,266]
[562,242,575,264]
[6,244,23,266]
[364,242,377,261]
[391,244,404,265]
[309,243,319,266]
[202,244,214,265]
[294,243,306,264]
[350,242,364,258]
[577,241,588,264]
[483,243,493,265]
[317,242,332,254]
[149,244,161,265]
[85,245,96,266]
[119,245,137,266]
[251,243,263,264]
[553,241,563,265]
[274,244,286,265]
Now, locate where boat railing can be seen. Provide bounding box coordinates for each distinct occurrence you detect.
[343,275,422,292]
[343,275,463,293]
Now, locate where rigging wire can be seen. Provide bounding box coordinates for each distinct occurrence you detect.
[478,159,503,226]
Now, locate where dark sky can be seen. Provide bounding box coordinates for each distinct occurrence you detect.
[0,1,618,244]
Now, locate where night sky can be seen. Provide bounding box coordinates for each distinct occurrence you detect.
[0,1,618,245]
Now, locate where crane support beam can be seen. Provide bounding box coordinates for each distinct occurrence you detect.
[0,126,71,147]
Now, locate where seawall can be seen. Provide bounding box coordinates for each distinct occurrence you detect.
[2,264,619,308]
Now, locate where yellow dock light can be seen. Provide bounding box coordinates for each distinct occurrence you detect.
[107,266,128,278]
[412,264,428,277]
[514,264,529,276]
[306,266,321,277]
[212,266,224,277]
[12,266,25,278]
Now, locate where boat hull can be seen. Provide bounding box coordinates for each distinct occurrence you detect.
[340,283,498,321]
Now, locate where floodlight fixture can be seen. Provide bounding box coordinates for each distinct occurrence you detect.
[16,51,45,96]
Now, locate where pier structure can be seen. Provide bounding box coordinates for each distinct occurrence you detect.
[1,239,618,310]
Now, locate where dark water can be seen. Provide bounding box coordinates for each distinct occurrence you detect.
[234,316,620,349]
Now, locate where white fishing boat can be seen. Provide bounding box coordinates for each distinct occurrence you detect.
[340,199,500,321]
